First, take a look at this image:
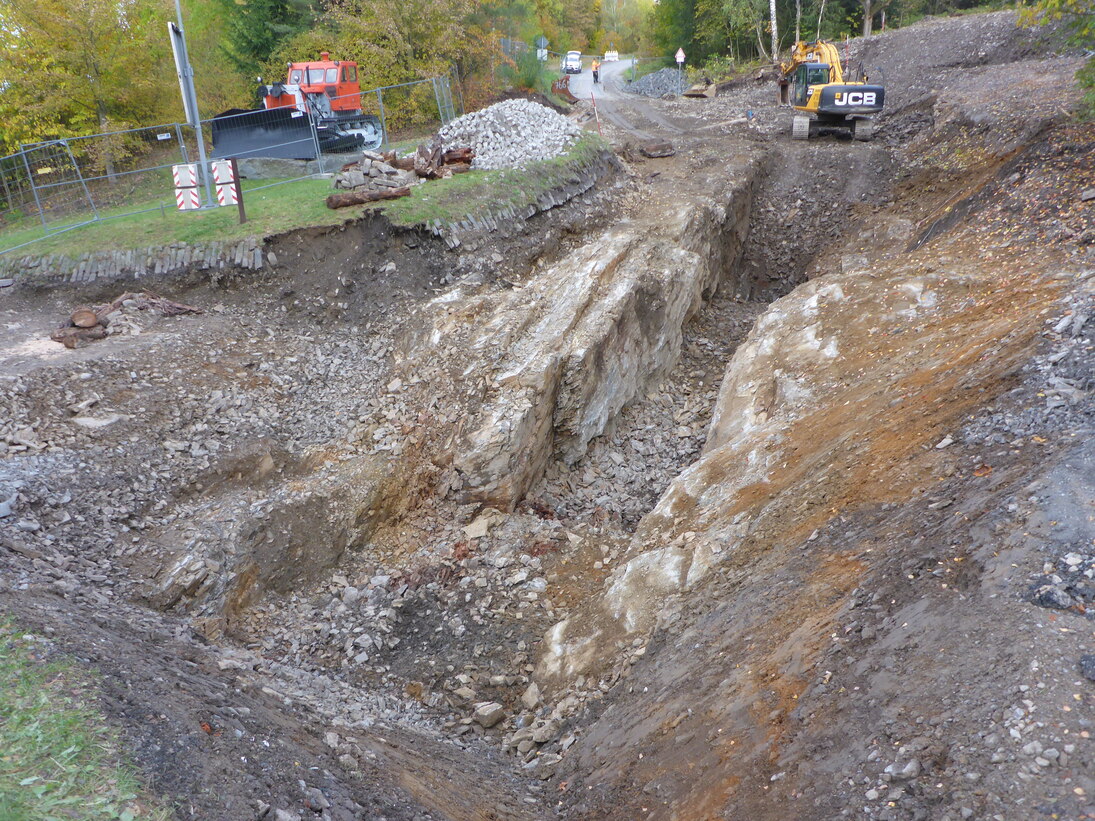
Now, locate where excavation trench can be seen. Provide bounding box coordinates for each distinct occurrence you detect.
[4,16,1090,820]
[27,122,902,819]
[144,146,789,630]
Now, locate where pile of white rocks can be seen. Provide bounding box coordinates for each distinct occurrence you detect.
[439,99,583,170]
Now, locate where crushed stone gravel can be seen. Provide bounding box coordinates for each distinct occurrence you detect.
[622,67,685,98]
[439,99,583,170]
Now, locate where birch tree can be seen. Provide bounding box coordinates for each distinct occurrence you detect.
[769,0,779,59]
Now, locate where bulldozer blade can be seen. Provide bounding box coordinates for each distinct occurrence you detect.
[211,108,318,160]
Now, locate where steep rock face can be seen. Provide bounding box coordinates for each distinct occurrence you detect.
[441,152,762,507]
[550,299,1094,821]
[141,151,763,622]
[535,67,1093,810]
[539,254,1064,681]
[143,451,393,634]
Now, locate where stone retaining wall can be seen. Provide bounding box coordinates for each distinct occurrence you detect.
[0,237,274,289]
[426,147,620,252]
[0,147,620,290]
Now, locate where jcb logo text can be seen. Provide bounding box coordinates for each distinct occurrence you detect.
[834,92,876,106]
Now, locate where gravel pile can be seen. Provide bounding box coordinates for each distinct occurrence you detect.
[438,99,582,170]
[623,67,685,98]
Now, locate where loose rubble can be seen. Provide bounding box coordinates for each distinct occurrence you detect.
[623,67,686,98]
[438,99,582,169]
[1,11,1092,821]
[331,150,417,194]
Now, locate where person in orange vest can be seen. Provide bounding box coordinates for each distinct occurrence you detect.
[592,58,601,85]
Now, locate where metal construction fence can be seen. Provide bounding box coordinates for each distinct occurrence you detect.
[499,36,530,60]
[0,69,462,256]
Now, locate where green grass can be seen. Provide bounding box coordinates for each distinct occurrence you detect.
[1078,57,1095,121]
[0,176,340,257]
[694,55,767,84]
[0,134,610,259]
[0,621,171,820]
[378,134,609,227]
[896,1,1012,27]
[502,50,558,96]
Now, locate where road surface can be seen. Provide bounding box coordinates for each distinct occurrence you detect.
[567,58,634,100]
[566,58,684,139]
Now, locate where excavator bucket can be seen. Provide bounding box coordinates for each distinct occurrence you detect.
[210,107,318,161]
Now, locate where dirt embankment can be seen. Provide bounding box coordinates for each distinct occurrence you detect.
[1,11,1092,821]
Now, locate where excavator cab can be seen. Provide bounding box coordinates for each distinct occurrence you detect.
[273,53,361,113]
[792,64,830,106]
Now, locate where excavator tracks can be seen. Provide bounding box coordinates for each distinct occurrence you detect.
[853,117,874,141]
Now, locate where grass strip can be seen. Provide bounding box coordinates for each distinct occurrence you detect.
[1,134,610,260]
[0,620,170,821]
[379,134,610,227]
[0,177,339,257]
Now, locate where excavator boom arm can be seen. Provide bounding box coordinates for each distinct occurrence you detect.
[780,40,845,84]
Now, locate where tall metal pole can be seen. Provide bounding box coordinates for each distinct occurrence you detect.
[172,0,214,208]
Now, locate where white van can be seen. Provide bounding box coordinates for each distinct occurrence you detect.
[563,51,582,74]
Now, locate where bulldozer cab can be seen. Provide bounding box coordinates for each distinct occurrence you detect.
[288,65,359,86]
[793,63,830,106]
[281,53,361,112]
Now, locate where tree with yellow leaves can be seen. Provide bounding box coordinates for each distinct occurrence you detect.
[0,0,178,155]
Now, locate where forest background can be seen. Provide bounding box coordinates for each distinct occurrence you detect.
[0,0,1090,157]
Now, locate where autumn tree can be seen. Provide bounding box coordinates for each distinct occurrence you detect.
[0,0,176,157]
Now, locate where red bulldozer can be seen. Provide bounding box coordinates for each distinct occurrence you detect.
[212,52,384,160]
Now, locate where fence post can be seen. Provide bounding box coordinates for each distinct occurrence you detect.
[376,89,387,150]
[62,140,100,222]
[0,160,14,216]
[19,149,48,230]
[431,77,444,127]
[309,108,323,171]
[453,66,466,116]
[439,74,456,122]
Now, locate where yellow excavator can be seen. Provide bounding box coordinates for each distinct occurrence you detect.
[778,40,884,141]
